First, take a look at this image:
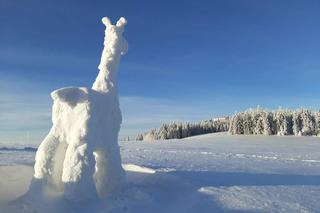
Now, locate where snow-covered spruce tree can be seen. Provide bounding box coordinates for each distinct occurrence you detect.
[181,123,188,138]
[263,111,274,135]
[214,118,229,132]
[293,109,303,136]
[229,114,238,135]
[243,111,254,135]
[228,114,235,134]
[287,111,294,135]
[165,122,181,139]
[253,109,265,135]
[300,109,316,136]
[251,108,259,135]
[136,134,144,141]
[158,125,168,140]
[275,109,293,136]
[230,113,244,135]
[314,111,320,136]
[173,122,181,139]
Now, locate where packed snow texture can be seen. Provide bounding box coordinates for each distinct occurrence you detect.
[1,133,320,212]
[31,17,128,201]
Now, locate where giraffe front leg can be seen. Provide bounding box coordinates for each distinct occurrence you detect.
[93,147,125,198]
[62,143,97,202]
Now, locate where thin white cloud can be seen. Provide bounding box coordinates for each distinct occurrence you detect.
[0,48,229,143]
[0,76,52,144]
[0,76,218,144]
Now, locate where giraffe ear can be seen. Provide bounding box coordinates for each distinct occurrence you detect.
[102,17,112,27]
[116,17,127,28]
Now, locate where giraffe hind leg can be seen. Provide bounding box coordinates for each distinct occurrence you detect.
[30,132,63,194]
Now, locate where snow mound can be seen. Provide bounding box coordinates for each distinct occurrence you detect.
[123,164,156,174]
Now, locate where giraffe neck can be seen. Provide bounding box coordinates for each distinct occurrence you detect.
[92,33,121,94]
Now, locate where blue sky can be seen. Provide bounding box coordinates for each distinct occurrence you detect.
[1,0,320,144]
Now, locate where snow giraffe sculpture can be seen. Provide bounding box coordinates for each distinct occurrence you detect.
[31,17,128,201]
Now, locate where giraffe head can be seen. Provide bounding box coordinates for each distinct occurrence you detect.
[101,17,128,55]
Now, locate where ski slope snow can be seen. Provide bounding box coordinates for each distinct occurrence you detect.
[1,133,320,212]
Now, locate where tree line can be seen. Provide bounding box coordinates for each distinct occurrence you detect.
[136,118,229,141]
[136,107,320,141]
[229,107,320,136]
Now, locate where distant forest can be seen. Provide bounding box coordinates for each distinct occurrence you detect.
[229,107,320,136]
[136,118,229,141]
[136,107,320,141]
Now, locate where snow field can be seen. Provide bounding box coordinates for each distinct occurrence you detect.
[1,133,320,212]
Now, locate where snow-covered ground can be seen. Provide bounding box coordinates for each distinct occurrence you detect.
[1,133,320,212]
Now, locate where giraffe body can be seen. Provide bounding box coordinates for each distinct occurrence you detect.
[32,17,127,201]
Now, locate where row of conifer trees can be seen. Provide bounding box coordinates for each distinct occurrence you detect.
[229,107,320,136]
[136,118,229,141]
[136,107,320,141]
